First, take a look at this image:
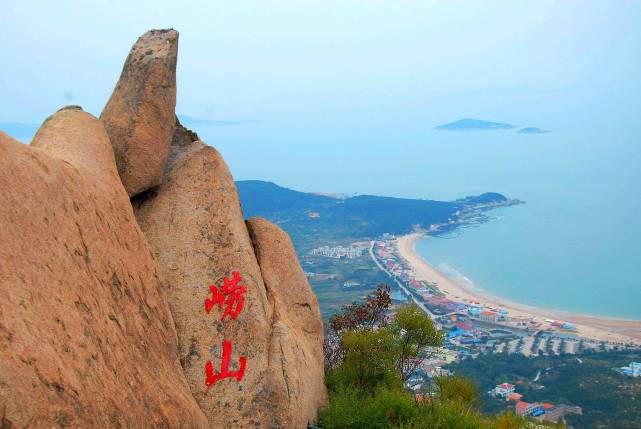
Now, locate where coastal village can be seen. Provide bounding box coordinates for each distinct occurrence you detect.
[488,382,583,424]
[376,235,641,423]
[306,234,641,424]
[309,243,368,259]
[369,236,639,357]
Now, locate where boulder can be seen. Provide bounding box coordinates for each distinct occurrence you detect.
[246,217,327,428]
[0,107,208,428]
[133,132,275,428]
[100,29,178,197]
[31,106,120,188]
[133,129,326,427]
[1,27,328,428]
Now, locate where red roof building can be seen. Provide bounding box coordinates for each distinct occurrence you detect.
[506,393,523,401]
[515,401,542,416]
[515,401,531,415]
[479,310,500,322]
[456,322,473,331]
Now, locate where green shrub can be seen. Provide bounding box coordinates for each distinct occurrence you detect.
[320,302,562,429]
[320,387,418,429]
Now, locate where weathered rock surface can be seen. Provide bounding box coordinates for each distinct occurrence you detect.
[246,217,327,428]
[133,128,326,428]
[1,28,327,428]
[31,106,120,188]
[133,131,274,428]
[100,29,178,197]
[0,108,208,428]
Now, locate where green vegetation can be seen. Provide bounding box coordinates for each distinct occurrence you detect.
[320,287,560,429]
[302,252,389,321]
[236,180,510,252]
[446,351,641,429]
[237,179,517,322]
[237,182,638,428]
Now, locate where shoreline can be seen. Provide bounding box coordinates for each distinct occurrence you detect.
[396,233,641,344]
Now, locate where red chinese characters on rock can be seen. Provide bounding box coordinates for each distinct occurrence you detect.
[205,340,247,387]
[205,271,247,321]
[204,272,248,387]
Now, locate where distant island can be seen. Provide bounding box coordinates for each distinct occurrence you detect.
[236,180,520,251]
[435,118,515,131]
[517,126,549,134]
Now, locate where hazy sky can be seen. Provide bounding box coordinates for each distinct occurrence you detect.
[4,1,641,322]
[2,0,640,126]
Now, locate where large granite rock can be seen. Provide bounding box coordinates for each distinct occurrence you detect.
[0,107,208,428]
[1,28,327,428]
[133,131,274,428]
[100,29,178,197]
[133,127,326,427]
[246,217,327,428]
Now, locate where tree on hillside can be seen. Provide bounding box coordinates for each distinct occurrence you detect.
[330,328,401,392]
[434,375,478,405]
[389,304,443,382]
[324,285,391,372]
[329,284,391,332]
[320,292,562,428]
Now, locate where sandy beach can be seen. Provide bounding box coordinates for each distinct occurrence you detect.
[397,233,641,345]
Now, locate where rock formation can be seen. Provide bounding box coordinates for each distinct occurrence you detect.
[132,128,275,427]
[0,29,326,428]
[133,122,326,427]
[0,108,208,428]
[246,217,327,428]
[100,29,178,197]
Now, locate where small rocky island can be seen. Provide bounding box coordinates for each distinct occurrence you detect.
[435,118,515,130]
[517,126,549,134]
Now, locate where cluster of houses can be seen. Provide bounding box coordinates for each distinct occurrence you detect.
[303,271,337,281]
[375,240,528,354]
[491,383,545,417]
[376,241,512,320]
[371,236,636,426]
[370,236,641,427]
[309,243,367,259]
[423,295,466,313]
[491,383,582,423]
[373,238,588,357]
[374,242,405,275]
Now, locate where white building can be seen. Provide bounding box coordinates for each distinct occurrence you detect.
[494,383,516,397]
[310,244,365,259]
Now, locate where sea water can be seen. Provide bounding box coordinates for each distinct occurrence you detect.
[194,86,641,320]
[411,124,641,319]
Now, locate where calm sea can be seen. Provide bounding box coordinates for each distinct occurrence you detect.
[409,125,641,319]
[193,86,641,319]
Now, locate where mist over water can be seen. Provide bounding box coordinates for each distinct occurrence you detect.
[197,83,641,320]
